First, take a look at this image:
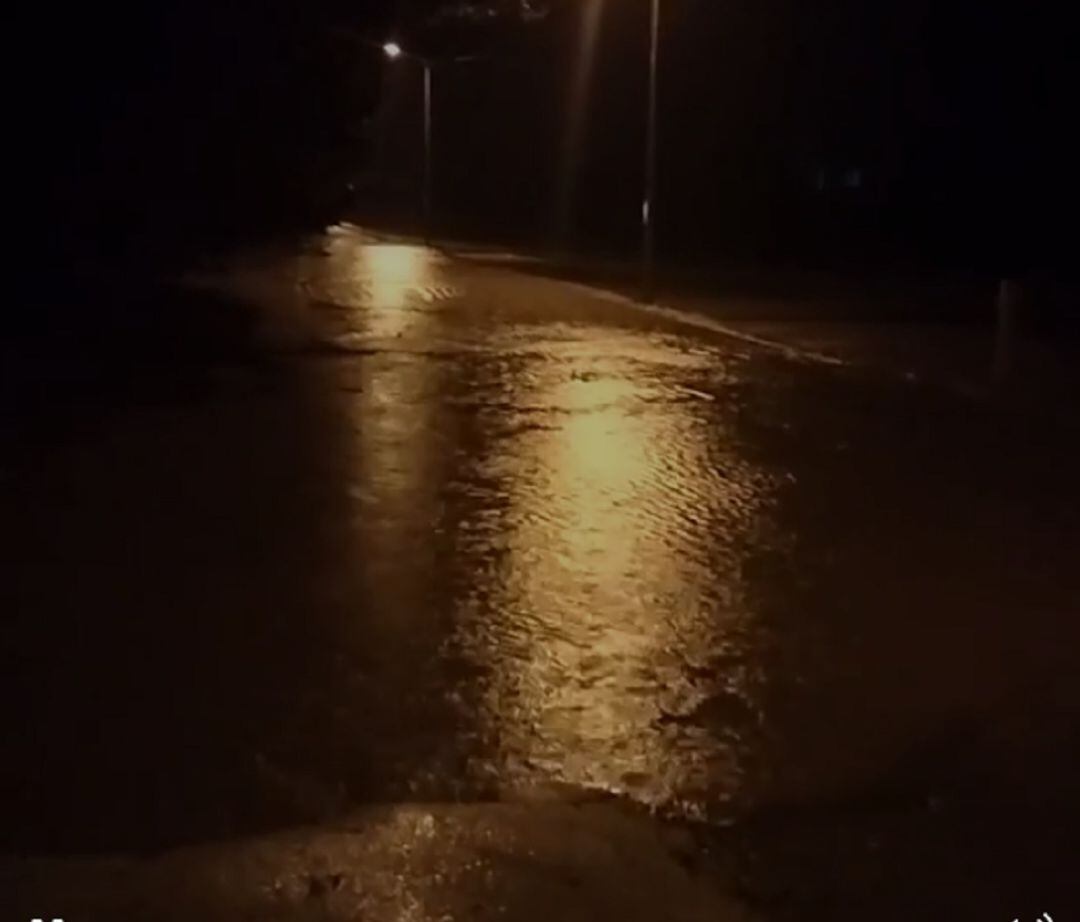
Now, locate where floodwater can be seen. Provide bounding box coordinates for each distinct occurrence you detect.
[3,226,1079,859]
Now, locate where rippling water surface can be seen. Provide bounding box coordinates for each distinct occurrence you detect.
[289,232,784,817]
[7,226,1078,853]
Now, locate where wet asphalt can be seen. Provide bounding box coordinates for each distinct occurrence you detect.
[3,226,1078,918]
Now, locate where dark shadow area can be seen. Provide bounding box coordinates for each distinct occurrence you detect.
[720,355,1080,918]
[0,269,476,856]
[1,276,272,462]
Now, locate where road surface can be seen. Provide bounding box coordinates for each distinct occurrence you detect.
[3,226,1078,919]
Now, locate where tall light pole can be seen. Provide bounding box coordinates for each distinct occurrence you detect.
[384,42,433,244]
[639,0,656,302]
[642,0,660,303]
[423,61,432,245]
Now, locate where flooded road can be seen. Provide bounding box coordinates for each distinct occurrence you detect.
[3,226,1079,867]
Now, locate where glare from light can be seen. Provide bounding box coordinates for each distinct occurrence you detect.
[383,42,403,60]
[361,243,431,324]
[555,0,604,242]
[463,341,769,807]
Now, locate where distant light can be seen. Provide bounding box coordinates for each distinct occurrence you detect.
[383,42,403,60]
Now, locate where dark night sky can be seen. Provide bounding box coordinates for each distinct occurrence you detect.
[377,1,1073,272]
[8,1,1074,273]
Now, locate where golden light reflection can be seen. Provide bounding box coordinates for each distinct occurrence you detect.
[292,224,775,815]
[359,244,433,340]
[360,245,429,309]
[346,242,440,525]
[544,376,647,572]
[306,233,438,342]
[302,229,446,650]
[460,336,772,812]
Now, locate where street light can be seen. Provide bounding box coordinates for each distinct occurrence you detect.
[383,42,432,244]
[642,0,660,303]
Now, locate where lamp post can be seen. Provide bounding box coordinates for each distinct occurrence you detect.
[383,42,433,244]
[642,0,660,303]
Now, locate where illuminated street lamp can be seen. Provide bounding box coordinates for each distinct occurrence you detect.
[383,41,433,244]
